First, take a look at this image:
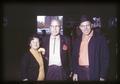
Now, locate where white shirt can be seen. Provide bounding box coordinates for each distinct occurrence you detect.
[49,35,62,66]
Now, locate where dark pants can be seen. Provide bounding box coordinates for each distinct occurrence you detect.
[46,65,66,80]
[77,66,90,80]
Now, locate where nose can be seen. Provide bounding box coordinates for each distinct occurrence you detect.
[35,42,38,45]
[53,27,57,31]
[84,25,88,29]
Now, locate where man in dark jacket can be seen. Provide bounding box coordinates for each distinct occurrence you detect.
[42,19,70,80]
[71,15,109,81]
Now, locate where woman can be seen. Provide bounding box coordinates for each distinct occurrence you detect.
[21,34,46,81]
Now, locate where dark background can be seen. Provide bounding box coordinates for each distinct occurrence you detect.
[2,2,117,81]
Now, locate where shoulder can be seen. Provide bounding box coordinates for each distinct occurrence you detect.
[73,35,81,43]
[60,35,71,43]
[97,34,106,41]
[42,35,50,42]
[94,32,108,44]
[22,51,32,59]
[21,51,31,64]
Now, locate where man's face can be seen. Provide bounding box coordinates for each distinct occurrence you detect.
[50,20,60,36]
[79,21,92,35]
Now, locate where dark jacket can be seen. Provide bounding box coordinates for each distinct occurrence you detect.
[42,35,70,75]
[71,32,109,80]
[20,51,47,81]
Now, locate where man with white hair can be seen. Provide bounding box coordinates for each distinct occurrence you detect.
[43,19,70,80]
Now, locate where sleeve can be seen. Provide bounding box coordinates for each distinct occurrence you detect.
[20,53,29,80]
[41,36,49,61]
[62,36,71,75]
[100,36,109,79]
[71,39,77,74]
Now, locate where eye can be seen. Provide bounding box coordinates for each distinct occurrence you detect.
[80,24,90,28]
[50,25,60,28]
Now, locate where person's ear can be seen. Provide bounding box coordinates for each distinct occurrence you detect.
[91,23,94,28]
[29,42,32,47]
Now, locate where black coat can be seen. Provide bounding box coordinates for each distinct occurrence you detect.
[20,51,47,81]
[42,35,70,75]
[71,32,109,80]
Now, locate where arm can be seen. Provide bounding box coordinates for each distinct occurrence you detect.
[100,36,109,80]
[70,38,78,81]
[62,36,71,79]
[20,53,29,81]
[38,48,45,55]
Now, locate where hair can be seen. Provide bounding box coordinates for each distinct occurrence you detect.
[79,15,93,24]
[51,19,61,26]
[27,33,42,48]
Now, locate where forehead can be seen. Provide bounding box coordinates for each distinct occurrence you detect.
[80,21,91,25]
[51,20,60,25]
[32,37,39,41]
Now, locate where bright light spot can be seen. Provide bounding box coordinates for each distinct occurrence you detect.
[37,16,46,23]
[58,16,63,20]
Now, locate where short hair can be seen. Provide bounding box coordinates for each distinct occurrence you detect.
[28,33,42,47]
[51,19,61,26]
[79,15,93,24]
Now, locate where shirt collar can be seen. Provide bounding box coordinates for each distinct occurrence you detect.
[50,35,60,39]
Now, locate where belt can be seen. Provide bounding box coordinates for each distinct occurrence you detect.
[79,65,89,68]
[49,65,62,67]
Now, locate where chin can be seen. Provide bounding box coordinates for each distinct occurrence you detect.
[33,47,39,50]
[84,32,89,35]
[83,33,89,36]
[85,31,91,35]
[54,34,59,36]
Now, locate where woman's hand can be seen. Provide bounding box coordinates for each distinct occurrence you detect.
[38,48,45,55]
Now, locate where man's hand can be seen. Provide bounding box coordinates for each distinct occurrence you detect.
[100,77,105,81]
[73,73,78,81]
[22,78,28,81]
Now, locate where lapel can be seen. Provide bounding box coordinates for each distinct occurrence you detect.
[76,35,82,56]
[46,35,64,62]
[88,32,96,67]
[60,35,67,65]
[44,35,50,61]
[60,35,64,61]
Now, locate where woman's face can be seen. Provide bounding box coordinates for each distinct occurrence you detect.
[30,37,40,50]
